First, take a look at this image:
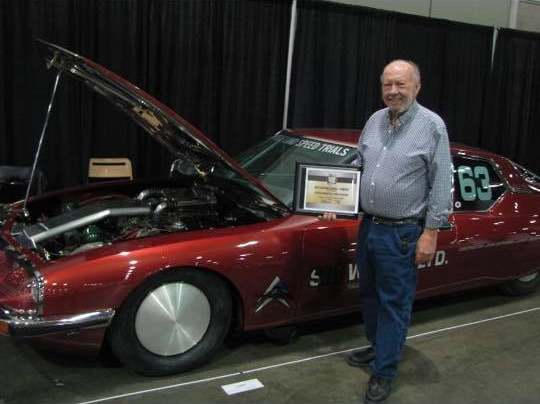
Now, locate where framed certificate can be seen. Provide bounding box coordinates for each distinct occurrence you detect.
[293,162,361,217]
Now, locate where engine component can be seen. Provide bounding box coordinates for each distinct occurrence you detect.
[13,199,152,249]
[70,241,108,255]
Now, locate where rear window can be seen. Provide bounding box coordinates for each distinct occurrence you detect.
[513,163,540,185]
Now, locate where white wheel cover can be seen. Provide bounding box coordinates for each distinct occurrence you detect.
[135,282,211,356]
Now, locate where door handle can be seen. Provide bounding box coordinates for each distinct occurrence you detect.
[438,222,455,231]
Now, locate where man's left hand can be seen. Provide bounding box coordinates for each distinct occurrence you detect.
[415,228,438,265]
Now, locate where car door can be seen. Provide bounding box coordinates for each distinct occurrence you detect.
[417,155,508,297]
[297,217,361,318]
[297,154,510,306]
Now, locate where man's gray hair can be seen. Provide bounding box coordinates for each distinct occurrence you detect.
[381,60,421,84]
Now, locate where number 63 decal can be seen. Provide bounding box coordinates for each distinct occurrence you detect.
[457,165,492,201]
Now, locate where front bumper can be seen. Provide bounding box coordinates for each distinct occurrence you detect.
[0,303,115,337]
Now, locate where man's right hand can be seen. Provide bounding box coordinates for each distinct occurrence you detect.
[318,212,337,221]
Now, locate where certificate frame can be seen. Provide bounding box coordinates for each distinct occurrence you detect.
[293,162,361,217]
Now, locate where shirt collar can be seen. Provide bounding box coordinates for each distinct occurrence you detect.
[387,100,419,127]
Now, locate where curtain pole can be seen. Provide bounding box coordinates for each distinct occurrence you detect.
[491,27,498,69]
[282,0,298,129]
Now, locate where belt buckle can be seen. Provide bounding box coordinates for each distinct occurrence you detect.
[371,215,387,225]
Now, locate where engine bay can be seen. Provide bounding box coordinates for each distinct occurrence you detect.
[10,178,284,261]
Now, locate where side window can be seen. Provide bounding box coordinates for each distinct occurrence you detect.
[452,156,505,211]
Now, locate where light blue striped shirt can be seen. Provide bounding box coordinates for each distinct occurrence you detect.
[356,101,452,229]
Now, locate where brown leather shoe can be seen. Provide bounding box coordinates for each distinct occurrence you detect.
[364,376,392,404]
[347,347,375,367]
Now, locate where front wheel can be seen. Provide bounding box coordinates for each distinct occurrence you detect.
[499,271,540,296]
[108,268,232,376]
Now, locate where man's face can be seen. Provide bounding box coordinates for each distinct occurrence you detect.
[381,62,421,116]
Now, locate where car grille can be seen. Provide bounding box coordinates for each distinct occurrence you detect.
[0,237,22,294]
[0,237,9,281]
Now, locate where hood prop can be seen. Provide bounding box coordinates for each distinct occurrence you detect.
[22,66,62,217]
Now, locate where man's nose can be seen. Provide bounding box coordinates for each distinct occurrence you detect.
[389,84,399,93]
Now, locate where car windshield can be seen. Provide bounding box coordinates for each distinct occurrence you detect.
[235,131,357,206]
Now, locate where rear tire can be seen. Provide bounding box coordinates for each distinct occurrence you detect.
[499,271,540,296]
[108,268,232,376]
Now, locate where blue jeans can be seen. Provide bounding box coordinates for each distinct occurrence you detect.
[357,217,422,379]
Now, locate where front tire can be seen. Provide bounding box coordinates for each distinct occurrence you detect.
[499,271,540,296]
[108,268,232,376]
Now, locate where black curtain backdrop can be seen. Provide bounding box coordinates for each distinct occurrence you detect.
[288,1,493,147]
[288,2,394,130]
[481,29,540,174]
[0,0,290,189]
[1,0,539,191]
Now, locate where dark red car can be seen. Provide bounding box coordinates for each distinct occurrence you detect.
[1,41,539,376]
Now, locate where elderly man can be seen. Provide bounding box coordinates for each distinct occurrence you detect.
[323,60,452,403]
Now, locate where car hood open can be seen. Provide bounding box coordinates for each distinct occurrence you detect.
[36,39,285,207]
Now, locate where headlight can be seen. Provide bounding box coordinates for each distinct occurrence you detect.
[1,267,44,315]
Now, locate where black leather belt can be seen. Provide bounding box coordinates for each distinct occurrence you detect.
[364,214,423,226]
